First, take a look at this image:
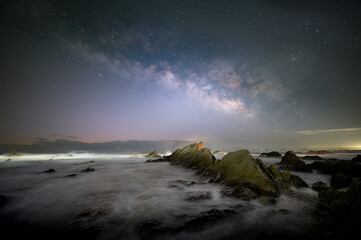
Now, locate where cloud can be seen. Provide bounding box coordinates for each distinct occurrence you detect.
[295,128,361,135]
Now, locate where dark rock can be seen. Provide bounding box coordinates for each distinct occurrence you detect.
[259,151,282,157]
[279,151,312,172]
[0,195,7,207]
[186,191,211,200]
[145,151,161,158]
[312,181,328,192]
[352,155,361,162]
[43,168,56,173]
[308,160,361,177]
[301,155,324,160]
[81,167,94,172]
[6,158,11,162]
[65,173,77,178]
[330,173,352,189]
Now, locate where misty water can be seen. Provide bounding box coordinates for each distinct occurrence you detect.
[0,153,355,239]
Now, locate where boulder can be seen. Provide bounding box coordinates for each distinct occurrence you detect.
[312,181,328,192]
[259,151,282,157]
[145,151,161,158]
[43,168,56,173]
[330,173,352,190]
[279,151,312,172]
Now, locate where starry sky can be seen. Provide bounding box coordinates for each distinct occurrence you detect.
[1,0,361,150]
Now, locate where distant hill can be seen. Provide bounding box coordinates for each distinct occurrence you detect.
[0,139,193,154]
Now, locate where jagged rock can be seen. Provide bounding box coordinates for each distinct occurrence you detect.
[81,167,94,172]
[169,143,310,198]
[268,164,309,188]
[186,191,211,200]
[330,173,352,190]
[43,168,56,173]
[301,155,324,160]
[308,160,361,177]
[169,142,216,169]
[145,150,161,158]
[312,181,328,192]
[0,195,7,207]
[259,151,282,157]
[279,151,312,172]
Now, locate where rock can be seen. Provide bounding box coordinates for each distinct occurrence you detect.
[308,160,361,177]
[145,155,170,163]
[65,173,77,177]
[268,164,309,188]
[186,191,211,200]
[207,149,280,197]
[259,151,282,157]
[221,186,258,200]
[0,195,7,207]
[330,173,352,189]
[352,155,361,162]
[43,168,56,173]
[312,181,328,192]
[169,142,216,169]
[81,167,94,172]
[301,155,324,160]
[212,150,225,155]
[169,143,309,198]
[279,151,312,172]
[5,158,11,162]
[145,151,161,158]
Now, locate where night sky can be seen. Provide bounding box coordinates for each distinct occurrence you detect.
[1,0,360,150]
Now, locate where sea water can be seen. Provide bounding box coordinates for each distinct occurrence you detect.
[0,152,356,239]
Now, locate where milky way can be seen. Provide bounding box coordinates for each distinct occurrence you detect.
[1,0,360,150]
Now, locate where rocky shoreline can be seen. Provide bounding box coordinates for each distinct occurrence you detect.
[147,142,361,239]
